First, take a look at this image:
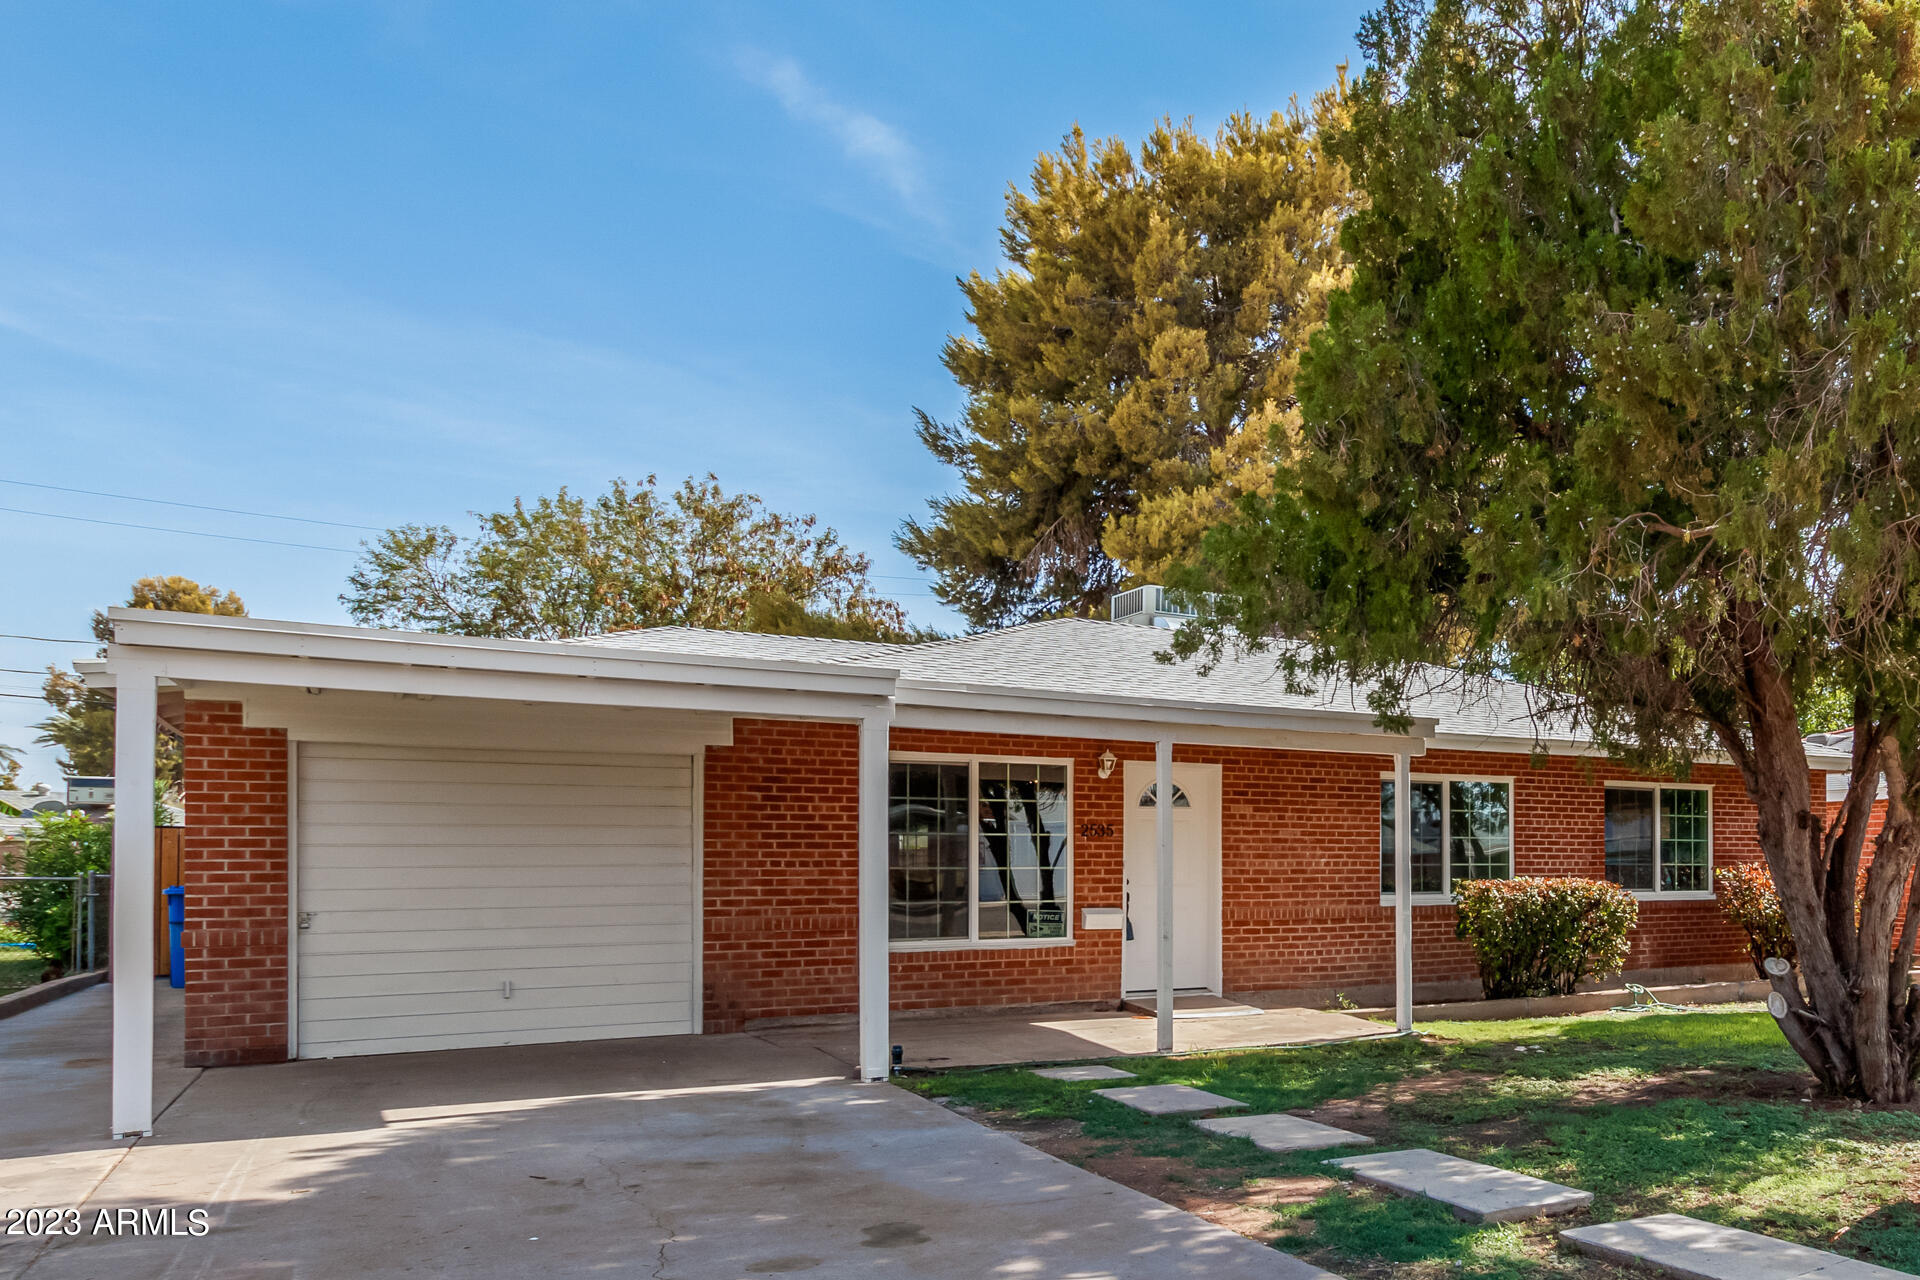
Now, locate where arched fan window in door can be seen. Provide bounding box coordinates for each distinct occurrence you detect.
[1137,781,1190,808]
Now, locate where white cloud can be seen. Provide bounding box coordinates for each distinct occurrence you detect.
[734,49,938,225]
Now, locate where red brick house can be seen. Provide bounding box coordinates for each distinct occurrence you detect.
[91,600,1850,1136]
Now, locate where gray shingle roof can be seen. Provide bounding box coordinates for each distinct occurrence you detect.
[575,627,905,665]
[585,618,1558,744]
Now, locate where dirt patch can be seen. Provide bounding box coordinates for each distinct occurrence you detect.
[1077,1155,1334,1244]
[1302,1064,1896,1137]
[954,1107,1335,1245]
[1303,1068,1498,1136]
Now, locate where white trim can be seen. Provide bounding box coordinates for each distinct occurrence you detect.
[105,647,890,722]
[885,751,1076,952]
[1431,730,1853,771]
[857,708,894,1082]
[892,702,1429,756]
[888,937,1075,953]
[691,749,705,1034]
[110,664,158,1138]
[1154,738,1174,1053]
[286,739,300,1062]
[1393,750,1413,1033]
[104,608,902,692]
[1604,781,1715,897]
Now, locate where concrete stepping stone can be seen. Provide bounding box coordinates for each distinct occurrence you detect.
[1091,1083,1247,1115]
[1030,1064,1137,1082]
[1324,1148,1591,1223]
[1195,1112,1375,1153]
[1562,1213,1915,1279]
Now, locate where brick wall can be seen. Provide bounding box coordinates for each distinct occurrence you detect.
[701,725,1771,1024]
[180,700,1793,1058]
[179,701,290,1067]
[699,718,861,1033]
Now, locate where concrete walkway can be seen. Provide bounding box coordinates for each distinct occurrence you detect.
[0,981,197,1211]
[0,985,1336,1279]
[759,1001,1389,1070]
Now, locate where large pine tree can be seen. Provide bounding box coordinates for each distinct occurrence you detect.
[900,88,1354,628]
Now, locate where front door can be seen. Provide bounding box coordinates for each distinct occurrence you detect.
[1121,761,1221,995]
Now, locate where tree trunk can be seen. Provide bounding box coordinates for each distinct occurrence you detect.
[1722,622,1920,1103]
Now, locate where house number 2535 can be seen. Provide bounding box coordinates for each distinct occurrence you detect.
[1078,822,1114,839]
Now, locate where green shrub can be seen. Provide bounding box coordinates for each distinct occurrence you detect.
[1,810,111,971]
[1453,876,1639,999]
[1715,862,1796,975]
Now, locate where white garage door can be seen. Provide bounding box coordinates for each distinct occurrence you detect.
[295,743,695,1058]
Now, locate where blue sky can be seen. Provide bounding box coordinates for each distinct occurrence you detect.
[0,1,1362,784]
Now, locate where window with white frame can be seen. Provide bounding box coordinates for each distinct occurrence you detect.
[1380,777,1513,898]
[1605,784,1711,893]
[888,758,1071,945]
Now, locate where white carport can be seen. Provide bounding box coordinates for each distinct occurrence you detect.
[95,610,1436,1141]
[94,610,899,1138]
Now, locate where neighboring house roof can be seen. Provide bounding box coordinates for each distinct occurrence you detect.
[0,788,70,819]
[1804,729,1891,802]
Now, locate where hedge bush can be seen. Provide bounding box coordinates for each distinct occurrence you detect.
[1453,876,1639,999]
[1714,863,1796,975]
[1,810,111,972]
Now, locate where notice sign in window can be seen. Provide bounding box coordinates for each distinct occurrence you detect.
[1026,905,1067,938]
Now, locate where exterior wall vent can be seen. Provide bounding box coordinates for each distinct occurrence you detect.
[1109,585,1206,629]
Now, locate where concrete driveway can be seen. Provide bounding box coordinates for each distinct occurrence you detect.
[2,984,1333,1279]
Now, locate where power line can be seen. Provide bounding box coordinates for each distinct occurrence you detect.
[0,633,92,644]
[0,666,55,674]
[0,691,47,700]
[0,477,382,531]
[0,506,358,554]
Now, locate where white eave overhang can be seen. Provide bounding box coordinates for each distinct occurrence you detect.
[893,676,1433,755]
[92,610,899,720]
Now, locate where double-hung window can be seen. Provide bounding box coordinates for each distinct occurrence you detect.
[888,757,1072,947]
[1604,784,1711,895]
[1379,777,1513,901]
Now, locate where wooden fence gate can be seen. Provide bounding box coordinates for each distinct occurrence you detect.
[154,827,182,978]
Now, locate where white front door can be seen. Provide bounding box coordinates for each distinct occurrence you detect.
[1121,761,1221,995]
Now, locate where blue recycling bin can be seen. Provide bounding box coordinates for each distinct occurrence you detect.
[164,885,186,989]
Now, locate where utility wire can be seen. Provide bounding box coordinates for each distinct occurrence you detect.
[0,506,357,554]
[0,477,382,531]
[0,633,92,644]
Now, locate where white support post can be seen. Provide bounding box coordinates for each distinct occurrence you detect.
[856,706,894,1082]
[1393,750,1413,1034]
[110,664,158,1138]
[1155,736,1175,1054]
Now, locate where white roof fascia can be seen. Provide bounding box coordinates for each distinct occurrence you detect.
[1429,731,1855,771]
[100,609,899,702]
[896,679,1435,752]
[893,702,1427,756]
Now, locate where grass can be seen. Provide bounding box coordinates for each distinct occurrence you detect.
[900,1007,1920,1278]
[0,949,44,996]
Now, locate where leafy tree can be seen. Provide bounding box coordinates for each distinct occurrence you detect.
[1,809,111,972]
[899,89,1355,628]
[0,744,20,790]
[35,576,247,781]
[1184,0,1920,1101]
[345,475,919,642]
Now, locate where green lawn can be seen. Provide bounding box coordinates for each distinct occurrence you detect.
[0,950,44,997]
[901,1008,1920,1278]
